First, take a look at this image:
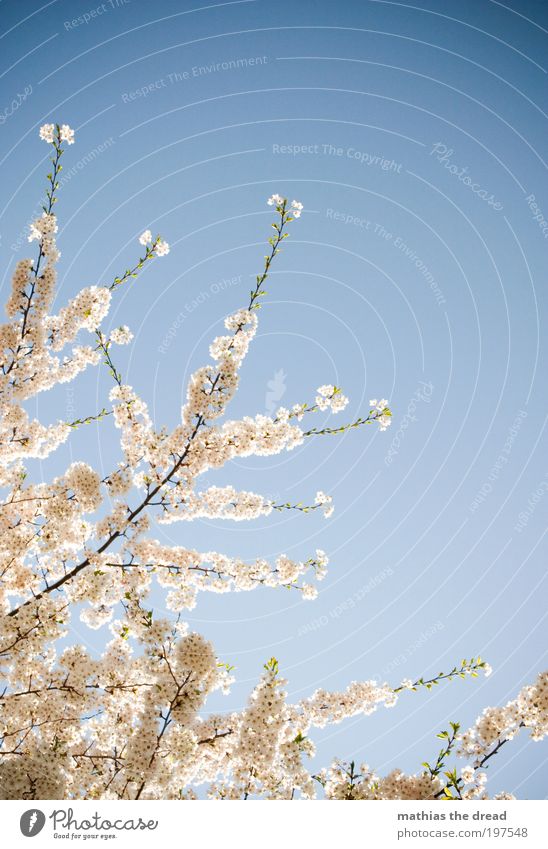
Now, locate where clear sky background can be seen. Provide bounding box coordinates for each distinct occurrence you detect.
[1,0,547,799]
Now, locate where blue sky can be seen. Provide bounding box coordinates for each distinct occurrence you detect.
[1,0,547,798]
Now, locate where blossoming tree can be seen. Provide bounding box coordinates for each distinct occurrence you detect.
[0,125,546,800]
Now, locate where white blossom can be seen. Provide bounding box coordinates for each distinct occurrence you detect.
[315,490,334,518]
[377,413,391,431]
[155,239,170,256]
[39,123,55,143]
[110,325,133,345]
[60,124,75,144]
[316,385,349,413]
[460,765,475,784]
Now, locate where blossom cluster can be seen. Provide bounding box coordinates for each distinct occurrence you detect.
[267,194,303,218]
[319,760,445,800]
[39,123,74,145]
[316,384,349,413]
[458,671,548,757]
[370,398,391,431]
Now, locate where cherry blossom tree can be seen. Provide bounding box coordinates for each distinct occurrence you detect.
[0,125,545,800]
